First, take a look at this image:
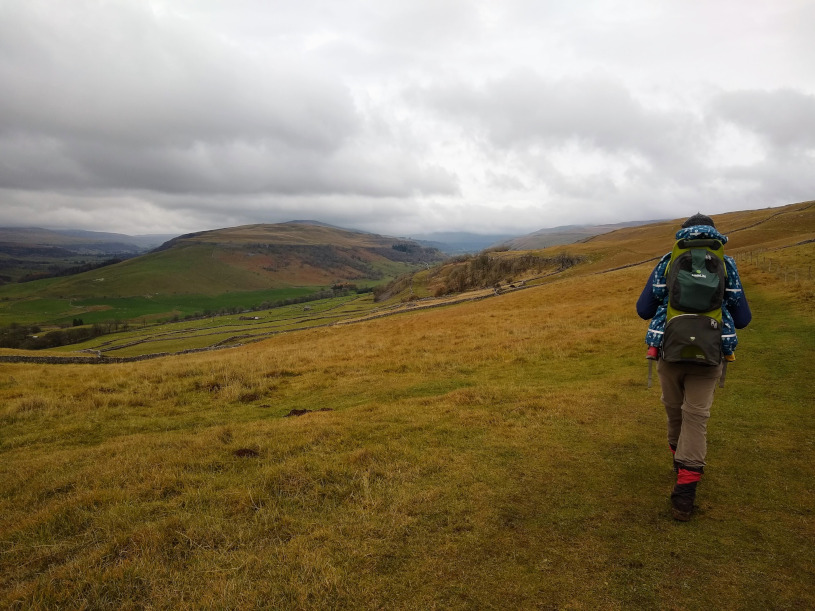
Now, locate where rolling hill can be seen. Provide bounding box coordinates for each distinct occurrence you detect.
[501,219,662,250]
[0,222,444,326]
[409,222,659,254]
[0,227,173,252]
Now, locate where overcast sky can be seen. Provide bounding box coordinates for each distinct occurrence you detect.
[1,0,814,237]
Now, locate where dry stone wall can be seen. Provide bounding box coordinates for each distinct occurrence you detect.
[0,344,238,365]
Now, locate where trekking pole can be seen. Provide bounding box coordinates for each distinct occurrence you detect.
[719,355,734,388]
[646,347,658,388]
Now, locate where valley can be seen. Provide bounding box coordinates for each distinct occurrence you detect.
[0,222,444,334]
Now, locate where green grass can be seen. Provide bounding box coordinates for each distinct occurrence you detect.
[47,293,374,356]
[0,258,417,329]
[0,297,77,322]
[0,287,326,327]
[36,244,271,298]
[69,287,318,322]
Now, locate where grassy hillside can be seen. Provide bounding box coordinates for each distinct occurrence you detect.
[0,202,813,608]
[0,223,443,326]
[376,201,814,302]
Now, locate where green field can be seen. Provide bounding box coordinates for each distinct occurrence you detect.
[0,287,323,327]
[55,293,378,357]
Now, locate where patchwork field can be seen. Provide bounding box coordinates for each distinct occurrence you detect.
[1,202,813,608]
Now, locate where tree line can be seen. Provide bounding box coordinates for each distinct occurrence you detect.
[0,321,123,350]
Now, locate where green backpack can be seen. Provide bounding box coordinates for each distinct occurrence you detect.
[663,238,727,366]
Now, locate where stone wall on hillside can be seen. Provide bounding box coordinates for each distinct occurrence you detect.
[0,344,237,365]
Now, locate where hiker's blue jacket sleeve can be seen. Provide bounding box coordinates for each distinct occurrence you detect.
[636,264,660,320]
[731,292,752,328]
[724,256,752,329]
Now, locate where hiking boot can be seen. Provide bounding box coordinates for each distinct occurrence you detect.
[671,482,697,521]
[671,466,702,521]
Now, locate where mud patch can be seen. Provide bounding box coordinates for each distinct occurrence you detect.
[284,408,333,417]
[233,448,260,458]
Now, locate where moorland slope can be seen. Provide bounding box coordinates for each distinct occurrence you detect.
[0,201,813,608]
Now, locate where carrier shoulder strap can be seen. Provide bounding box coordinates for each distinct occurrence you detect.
[666,238,725,275]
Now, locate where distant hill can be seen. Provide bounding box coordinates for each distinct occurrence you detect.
[408,221,663,254]
[409,232,517,254]
[0,227,175,253]
[48,229,177,251]
[281,220,359,231]
[501,220,660,250]
[0,222,444,304]
[0,227,177,284]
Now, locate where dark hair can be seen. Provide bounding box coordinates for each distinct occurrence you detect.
[682,213,715,228]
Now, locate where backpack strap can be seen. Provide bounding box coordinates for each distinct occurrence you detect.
[667,239,726,274]
[676,238,722,250]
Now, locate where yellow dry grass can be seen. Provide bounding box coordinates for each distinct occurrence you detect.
[1,202,814,609]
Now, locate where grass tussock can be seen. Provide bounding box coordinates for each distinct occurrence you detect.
[1,207,814,609]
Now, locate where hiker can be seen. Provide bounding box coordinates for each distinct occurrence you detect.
[636,213,752,521]
[643,225,740,362]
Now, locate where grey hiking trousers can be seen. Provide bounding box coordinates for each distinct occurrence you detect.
[657,359,724,469]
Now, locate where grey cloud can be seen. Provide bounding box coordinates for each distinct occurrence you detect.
[423,72,699,156]
[420,71,815,219]
[0,1,357,149]
[719,150,815,204]
[1,135,457,198]
[0,0,456,200]
[0,1,812,237]
[0,187,430,236]
[420,72,707,185]
[366,0,483,52]
[711,89,815,150]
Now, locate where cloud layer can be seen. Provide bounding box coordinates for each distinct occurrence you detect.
[1,0,813,236]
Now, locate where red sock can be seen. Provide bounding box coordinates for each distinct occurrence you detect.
[677,468,702,485]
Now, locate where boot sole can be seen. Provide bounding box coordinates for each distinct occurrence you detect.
[672,508,693,521]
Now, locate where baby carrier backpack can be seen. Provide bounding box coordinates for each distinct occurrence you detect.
[663,238,726,366]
